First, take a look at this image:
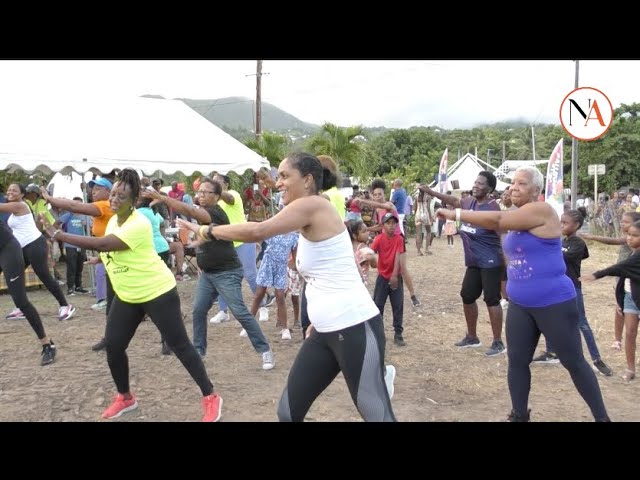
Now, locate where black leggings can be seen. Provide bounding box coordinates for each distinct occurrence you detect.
[105,287,213,396]
[277,314,396,422]
[0,238,47,339]
[23,235,68,307]
[506,299,608,421]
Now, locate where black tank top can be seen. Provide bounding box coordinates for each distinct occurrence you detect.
[0,219,15,249]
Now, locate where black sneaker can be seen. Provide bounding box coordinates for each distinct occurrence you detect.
[411,295,421,307]
[593,359,613,376]
[531,351,560,364]
[91,337,107,352]
[454,335,481,348]
[394,334,406,347]
[485,340,506,357]
[75,287,89,294]
[41,342,57,366]
[67,289,75,296]
[507,408,531,422]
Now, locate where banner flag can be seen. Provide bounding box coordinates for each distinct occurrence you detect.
[438,148,448,193]
[545,139,564,218]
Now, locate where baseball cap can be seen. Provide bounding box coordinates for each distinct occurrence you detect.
[381,212,399,224]
[151,177,164,186]
[26,183,41,194]
[88,177,113,190]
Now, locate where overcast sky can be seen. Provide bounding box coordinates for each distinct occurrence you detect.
[0,60,637,129]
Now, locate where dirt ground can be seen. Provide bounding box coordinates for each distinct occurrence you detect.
[0,235,638,422]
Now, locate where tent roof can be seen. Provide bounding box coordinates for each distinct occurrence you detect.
[432,153,510,192]
[0,95,269,176]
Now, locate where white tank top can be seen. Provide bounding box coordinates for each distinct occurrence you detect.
[296,229,380,332]
[8,207,42,247]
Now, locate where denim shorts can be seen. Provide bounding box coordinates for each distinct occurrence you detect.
[623,292,640,315]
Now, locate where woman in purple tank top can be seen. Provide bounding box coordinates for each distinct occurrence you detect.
[436,166,609,422]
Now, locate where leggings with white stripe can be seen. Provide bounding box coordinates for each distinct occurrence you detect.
[277,314,396,422]
[0,237,47,339]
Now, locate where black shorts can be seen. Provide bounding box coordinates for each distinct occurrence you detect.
[460,266,503,307]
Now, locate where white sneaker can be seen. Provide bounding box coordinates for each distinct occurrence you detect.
[6,308,25,320]
[90,299,107,310]
[58,304,76,321]
[385,365,396,399]
[210,311,230,324]
[281,328,291,340]
[258,307,269,322]
[239,328,248,337]
[262,350,275,370]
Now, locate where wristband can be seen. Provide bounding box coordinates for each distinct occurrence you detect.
[455,208,461,223]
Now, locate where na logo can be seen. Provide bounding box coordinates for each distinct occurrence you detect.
[559,87,614,141]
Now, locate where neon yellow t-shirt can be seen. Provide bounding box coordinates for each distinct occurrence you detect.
[99,210,176,303]
[26,198,55,229]
[325,187,346,221]
[218,189,246,247]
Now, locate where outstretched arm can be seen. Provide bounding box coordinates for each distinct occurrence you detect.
[436,201,550,232]
[579,232,625,245]
[418,185,461,208]
[40,187,102,217]
[40,214,128,252]
[141,189,211,225]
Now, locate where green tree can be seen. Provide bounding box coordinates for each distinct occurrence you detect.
[244,131,291,167]
[305,123,365,175]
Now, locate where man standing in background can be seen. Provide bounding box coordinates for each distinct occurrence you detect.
[391,179,408,235]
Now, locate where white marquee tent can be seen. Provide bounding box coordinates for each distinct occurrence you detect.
[431,153,511,192]
[0,95,269,176]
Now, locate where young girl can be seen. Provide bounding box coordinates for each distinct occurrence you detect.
[532,209,613,376]
[286,247,302,328]
[248,231,299,340]
[582,219,640,381]
[443,204,457,246]
[581,211,640,350]
[347,219,377,286]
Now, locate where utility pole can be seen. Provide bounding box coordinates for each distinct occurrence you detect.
[531,125,537,161]
[571,60,580,209]
[246,60,269,139]
[502,141,506,162]
[255,60,262,137]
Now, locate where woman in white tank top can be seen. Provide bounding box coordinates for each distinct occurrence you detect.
[178,153,396,422]
[3,184,75,322]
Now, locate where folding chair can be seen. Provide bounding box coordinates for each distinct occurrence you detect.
[178,227,200,277]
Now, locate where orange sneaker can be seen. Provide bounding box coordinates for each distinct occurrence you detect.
[102,393,138,419]
[202,393,223,422]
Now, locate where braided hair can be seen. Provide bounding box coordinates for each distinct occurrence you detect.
[564,209,586,229]
[117,168,141,204]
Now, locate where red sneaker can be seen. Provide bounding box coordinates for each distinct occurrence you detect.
[202,394,223,422]
[102,393,138,419]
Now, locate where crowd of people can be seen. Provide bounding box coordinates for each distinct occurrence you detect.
[2,153,636,423]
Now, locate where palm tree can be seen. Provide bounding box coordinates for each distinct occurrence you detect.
[244,131,291,167]
[305,123,365,174]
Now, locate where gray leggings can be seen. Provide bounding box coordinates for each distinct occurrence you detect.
[277,315,396,422]
[506,299,609,421]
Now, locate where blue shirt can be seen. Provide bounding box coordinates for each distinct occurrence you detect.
[504,231,576,307]
[391,188,407,215]
[59,211,90,249]
[137,207,170,254]
[459,196,504,268]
